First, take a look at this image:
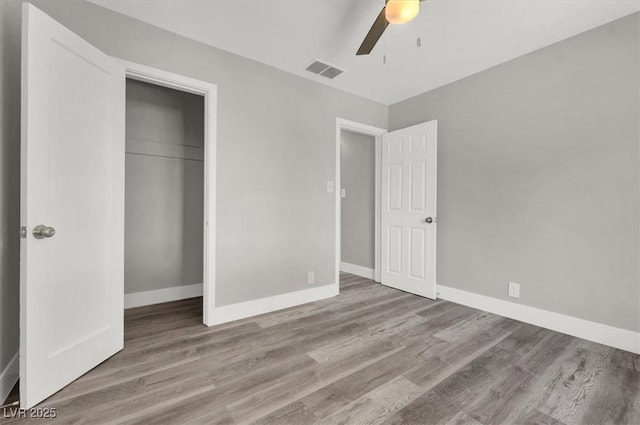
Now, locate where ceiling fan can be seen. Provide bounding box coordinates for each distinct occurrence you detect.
[356,0,424,56]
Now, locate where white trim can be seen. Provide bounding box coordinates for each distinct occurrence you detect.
[116,59,218,326]
[0,353,18,404]
[374,132,382,284]
[340,262,375,280]
[637,60,640,345]
[437,284,640,355]
[124,283,203,309]
[336,118,387,293]
[212,284,338,325]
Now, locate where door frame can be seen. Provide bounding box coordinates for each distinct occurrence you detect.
[335,118,387,290]
[118,59,218,326]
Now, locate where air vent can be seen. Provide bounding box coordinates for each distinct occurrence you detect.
[304,59,346,80]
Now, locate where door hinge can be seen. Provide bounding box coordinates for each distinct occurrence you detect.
[20,226,27,239]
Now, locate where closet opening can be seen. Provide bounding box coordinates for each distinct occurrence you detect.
[124,78,205,320]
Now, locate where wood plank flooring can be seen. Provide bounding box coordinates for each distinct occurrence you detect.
[3,273,639,424]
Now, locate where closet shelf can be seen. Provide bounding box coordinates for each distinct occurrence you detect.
[125,138,204,161]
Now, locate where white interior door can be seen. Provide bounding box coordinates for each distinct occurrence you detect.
[380,121,437,298]
[20,4,125,408]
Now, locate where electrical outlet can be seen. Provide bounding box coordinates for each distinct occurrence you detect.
[508,281,520,299]
[307,271,315,285]
[326,180,335,193]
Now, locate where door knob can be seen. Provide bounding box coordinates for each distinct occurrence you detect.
[33,225,55,239]
[425,217,436,224]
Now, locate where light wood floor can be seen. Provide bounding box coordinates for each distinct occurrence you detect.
[4,273,639,424]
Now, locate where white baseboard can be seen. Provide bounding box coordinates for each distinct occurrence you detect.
[124,283,203,309]
[212,284,338,325]
[340,262,375,280]
[0,352,18,404]
[437,284,640,355]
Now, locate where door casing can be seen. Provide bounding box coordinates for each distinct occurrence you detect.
[117,59,218,326]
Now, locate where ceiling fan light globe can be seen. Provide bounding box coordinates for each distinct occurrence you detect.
[385,0,420,24]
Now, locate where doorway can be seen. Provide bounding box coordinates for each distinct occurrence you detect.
[123,79,204,312]
[335,119,386,292]
[335,118,439,298]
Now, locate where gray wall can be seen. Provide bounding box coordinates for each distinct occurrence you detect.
[125,79,204,294]
[0,0,386,377]
[340,130,375,269]
[389,13,640,332]
[0,0,21,387]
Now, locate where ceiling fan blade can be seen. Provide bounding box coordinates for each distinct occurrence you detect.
[356,7,389,56]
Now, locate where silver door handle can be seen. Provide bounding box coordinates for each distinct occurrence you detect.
[425,217,437,224]
[33,225,55,239]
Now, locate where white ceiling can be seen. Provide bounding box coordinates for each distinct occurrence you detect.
[90,0,640,105]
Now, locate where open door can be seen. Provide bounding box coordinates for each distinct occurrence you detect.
[20,4,125,408]
[380,121,437,299]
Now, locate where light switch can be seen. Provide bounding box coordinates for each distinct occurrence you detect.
[326,180,335,193]
[341,188,346,198]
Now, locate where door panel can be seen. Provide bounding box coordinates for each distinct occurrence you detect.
[387,226,403,274]
[21,4,125,408]
[388,164,403,211]
[380,121,437,298]
[410,160,427,211]
[409,227,426,279]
